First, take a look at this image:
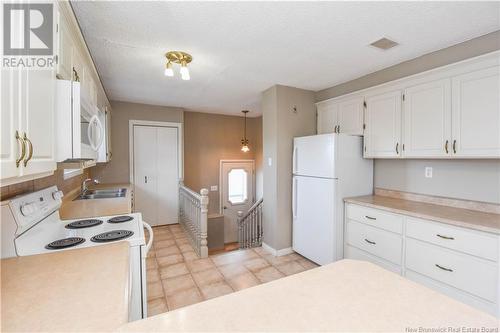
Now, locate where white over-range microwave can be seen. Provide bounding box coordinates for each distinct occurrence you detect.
[55,80,104,162]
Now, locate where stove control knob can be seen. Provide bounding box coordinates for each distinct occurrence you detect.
[52,190,64,200]
[20,203,37,217]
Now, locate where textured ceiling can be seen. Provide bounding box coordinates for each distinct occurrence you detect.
[71,1,500,116]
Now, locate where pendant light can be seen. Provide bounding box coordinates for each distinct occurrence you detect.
[241,110,250,152]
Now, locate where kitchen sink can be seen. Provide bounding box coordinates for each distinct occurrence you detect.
[74,188,127,200]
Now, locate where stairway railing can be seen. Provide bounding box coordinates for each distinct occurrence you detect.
[237,198,263,249]
[179,182,209,258]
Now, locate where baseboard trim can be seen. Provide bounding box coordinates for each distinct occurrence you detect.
[262,242,293,257]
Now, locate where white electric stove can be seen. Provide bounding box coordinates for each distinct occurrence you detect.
[1,185,153,321]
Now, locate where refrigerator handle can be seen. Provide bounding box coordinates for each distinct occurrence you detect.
[293,147,298,173]
[292,177,298,219]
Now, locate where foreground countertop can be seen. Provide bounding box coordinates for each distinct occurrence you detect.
[345,195,500,234]
[60,183,133,220]
[119,260,497,332]
[1,242,130,332]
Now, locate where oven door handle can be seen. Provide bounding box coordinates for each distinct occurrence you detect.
[142,221,154,257]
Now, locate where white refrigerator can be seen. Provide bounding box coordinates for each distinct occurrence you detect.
[292,133,373,265]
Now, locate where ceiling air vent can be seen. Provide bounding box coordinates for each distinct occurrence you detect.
[370,37,398,50]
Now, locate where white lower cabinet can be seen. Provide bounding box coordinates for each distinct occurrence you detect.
[345,203,500,317]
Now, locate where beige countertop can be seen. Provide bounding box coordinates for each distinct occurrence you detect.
[345,195,500,234]
[1,242,130,332]
[119,260,497,332]
[60,183,133,220]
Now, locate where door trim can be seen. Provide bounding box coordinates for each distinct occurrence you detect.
[128,120,183,185]
[219,159,255,215]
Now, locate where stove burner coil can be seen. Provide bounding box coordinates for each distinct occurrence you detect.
[65,219,103,229]
[90,230,134,243]
[108,216,133,223]
[46,237,85,250]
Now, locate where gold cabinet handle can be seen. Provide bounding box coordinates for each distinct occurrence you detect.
[445,140,449,154]
[15,131,26,167]
[23,133,33,167]
[452,140,457,154]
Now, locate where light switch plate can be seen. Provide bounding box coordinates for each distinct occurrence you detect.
[210,185,218,192]
[425,167,433,178]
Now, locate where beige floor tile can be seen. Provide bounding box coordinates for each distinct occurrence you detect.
[161,274,197,296]
[297,257,319,270]
[159,262,189,279]
[156,245,181,258]
[147,281,164,300]
[253,266,285,283]
[275,260,306,276]
[192,268,224,286]
[147,268,160,283]
[243,257,270,272]
[147,298,168,317]
[217,263,249,278]
[156,254,184,267]
[182,251,199,261]
[179,243,195,253]
[146,257,158,270]
[211,249,258,266]
[186,258,215,273]
[166,288,203,310]
[253,246,272,257]
[226,272,260,291]
[263,253,298,266]
[198,281,233,300]
[154,239,176,249]
[154,232,174,241]
[175,237,189,245]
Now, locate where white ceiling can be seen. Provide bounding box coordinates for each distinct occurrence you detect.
[71,1,500,116]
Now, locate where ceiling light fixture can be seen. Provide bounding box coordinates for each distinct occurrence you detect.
[241,110,250,153]
[370,37,399,50]
[164,51,192,80]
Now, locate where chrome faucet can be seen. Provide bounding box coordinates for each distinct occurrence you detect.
[81,178,100,193]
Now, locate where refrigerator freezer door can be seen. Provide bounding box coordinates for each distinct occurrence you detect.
[293,134,336,178]
[292,175,336,265]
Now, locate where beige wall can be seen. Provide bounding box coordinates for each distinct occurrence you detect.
[263,85,316,251]
[183,111,263,215]
[91,101,184,184]
[315,30,500,204]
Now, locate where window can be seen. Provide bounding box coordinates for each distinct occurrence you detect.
[228,168,248,204]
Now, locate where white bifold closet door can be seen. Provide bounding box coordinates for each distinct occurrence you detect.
[133,125,179,226]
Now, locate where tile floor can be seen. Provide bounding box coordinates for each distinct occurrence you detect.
[145,224,318,317]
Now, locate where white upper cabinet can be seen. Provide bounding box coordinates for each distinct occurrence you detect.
[317,102,338,134]
[451,66,500,158]
[56,11,74,80]
[337,97,364,135]
[317,96,364,135]
[403,79,452,157]
[1,69,22,180]
[364,90,402,158]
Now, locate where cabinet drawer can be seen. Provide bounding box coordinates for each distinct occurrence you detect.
[345,245,401,274]
[346,220,402,265]
[406,217,499,261]
[346,204,403,234]
[406,238,498,303]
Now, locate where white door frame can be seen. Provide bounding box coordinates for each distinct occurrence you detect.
[219,159,255,215]
[129,120,184,185]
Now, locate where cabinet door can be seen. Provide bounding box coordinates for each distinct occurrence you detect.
[338,97,364,135]
[403,79,451,157]
[452,66,500,157]
[365,90,402,158]
[1,69,22,180]
[56,12,74,80]
[21,67,57,176]
[106,106,112,161]
[317,103,338,134]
